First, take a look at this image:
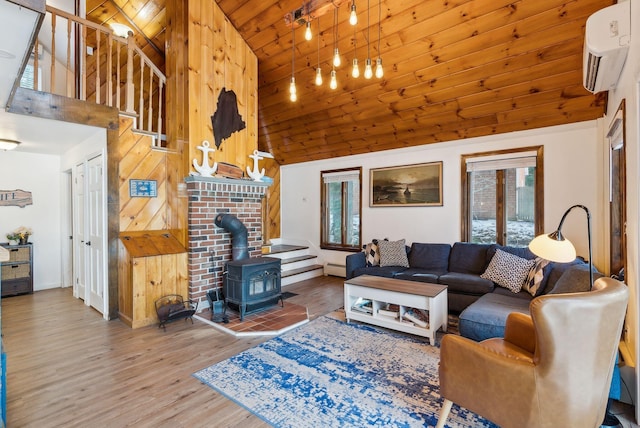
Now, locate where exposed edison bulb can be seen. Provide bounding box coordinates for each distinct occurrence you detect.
[364,58,373,79]
[351,58,360,78]
[349,4,358,25]
[329,70,337,89]
[333,48,341,67]
[375,58,384,78]
[315,67,323,86]
[305,21,312,41]
[289,77,297,102]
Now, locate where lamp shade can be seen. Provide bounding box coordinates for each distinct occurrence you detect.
[528,233,577,263]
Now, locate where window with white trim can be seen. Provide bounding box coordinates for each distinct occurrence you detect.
[321,168,362,251]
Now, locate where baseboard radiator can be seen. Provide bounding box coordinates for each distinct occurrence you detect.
[324,263,346,278]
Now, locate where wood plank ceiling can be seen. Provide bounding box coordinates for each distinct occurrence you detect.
[86,0,613,165]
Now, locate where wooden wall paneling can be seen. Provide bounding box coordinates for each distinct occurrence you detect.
[210,0,227,160]
[187,0,204,170]
[263,158,281,241]
[118,114,169,231]
[118,231,188,328]
[246,46,258,154]
[119,159,167,231]
[131,255,149,327]
[116,116,138,156]
[166,150,187,245]
[117,239,133,323]
[165,0,189,246]
[186,0,258,172]
[118,135,151,179]
[225,21,242,166]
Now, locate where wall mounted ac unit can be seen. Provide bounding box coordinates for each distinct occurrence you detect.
[583,1,631,93]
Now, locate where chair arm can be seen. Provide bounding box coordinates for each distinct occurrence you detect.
[439,334,536,420]
[345,252,366,279]
[503,312,536,354]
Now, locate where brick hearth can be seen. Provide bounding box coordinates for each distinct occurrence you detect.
[185,176,270,309]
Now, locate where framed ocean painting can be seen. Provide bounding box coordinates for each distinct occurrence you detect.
[370,162,443,207]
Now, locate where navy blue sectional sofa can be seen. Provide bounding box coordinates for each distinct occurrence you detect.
[346,241,597,341]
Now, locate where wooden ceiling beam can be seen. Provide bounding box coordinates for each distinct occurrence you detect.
[284,0,351,28]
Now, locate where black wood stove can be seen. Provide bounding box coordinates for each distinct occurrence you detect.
[214,213,283,320]
[224,257,282,320]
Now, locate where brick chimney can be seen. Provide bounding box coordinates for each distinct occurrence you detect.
[185,176,269,309]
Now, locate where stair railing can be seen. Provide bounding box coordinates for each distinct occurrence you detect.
[28,6,166,145]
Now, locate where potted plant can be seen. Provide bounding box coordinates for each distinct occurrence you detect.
[6,226,32,245]
[6,232,19,246]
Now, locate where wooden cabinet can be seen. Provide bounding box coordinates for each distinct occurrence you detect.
[118,231,188,328]
[0,243,33,297]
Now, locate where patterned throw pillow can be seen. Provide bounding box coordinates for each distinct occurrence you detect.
[481,248,536,293]
[522,257,550,296]
[363,239,381,266]
[378,239,410,267]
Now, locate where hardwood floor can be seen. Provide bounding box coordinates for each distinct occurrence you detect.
[2,275,344,427]
[3,275,636,427]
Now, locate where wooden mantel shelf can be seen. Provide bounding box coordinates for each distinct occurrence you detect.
[184,175,271,187]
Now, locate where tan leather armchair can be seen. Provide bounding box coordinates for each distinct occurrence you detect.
[436,276,628,428]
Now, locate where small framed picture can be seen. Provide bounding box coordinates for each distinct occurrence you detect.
[129,179,157,198]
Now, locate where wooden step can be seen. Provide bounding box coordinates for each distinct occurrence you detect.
[281,255,317,265]
[281,264,324,278]
[263,244,308,255]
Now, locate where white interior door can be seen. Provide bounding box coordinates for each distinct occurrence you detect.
[61,171,73,288]
[87,154,106,315]
[73,163,86,300]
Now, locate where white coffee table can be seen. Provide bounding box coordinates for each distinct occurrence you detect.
[344,275,448,345]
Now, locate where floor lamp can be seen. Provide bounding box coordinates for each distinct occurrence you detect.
[528,204,593,290]
[528,204,621,427]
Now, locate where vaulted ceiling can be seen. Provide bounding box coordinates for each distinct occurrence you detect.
[86,0,612,165]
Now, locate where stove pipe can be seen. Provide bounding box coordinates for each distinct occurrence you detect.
[215,213,249,260]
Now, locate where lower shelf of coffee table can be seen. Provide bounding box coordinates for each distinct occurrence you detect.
[343,276,447,345]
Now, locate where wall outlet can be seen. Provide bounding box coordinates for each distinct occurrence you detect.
[87,46,93,56]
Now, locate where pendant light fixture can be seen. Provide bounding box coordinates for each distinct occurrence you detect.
[330,7,338,89]
[315,17,323,86]
[349,1,358,26]
[375,0,383,78]
[364,0,373,79]
[304,9,312,41]
[289,15,297,102]
[332,6,341,68]
[351,24,360,78]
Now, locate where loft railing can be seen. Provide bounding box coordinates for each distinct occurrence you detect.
[26,5,166,145]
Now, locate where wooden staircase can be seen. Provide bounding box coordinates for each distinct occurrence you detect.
[262,244,324,287]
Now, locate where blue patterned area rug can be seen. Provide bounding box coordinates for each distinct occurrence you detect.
[193,316,496,428]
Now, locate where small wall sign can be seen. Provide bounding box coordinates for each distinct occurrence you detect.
[129,180,157,198]
[0,189,33,208]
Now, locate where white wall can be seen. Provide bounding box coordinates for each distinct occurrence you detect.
[0,128,106,293]
[282,121,603,270]
[600,0,640,416]
[0,151,63,290]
